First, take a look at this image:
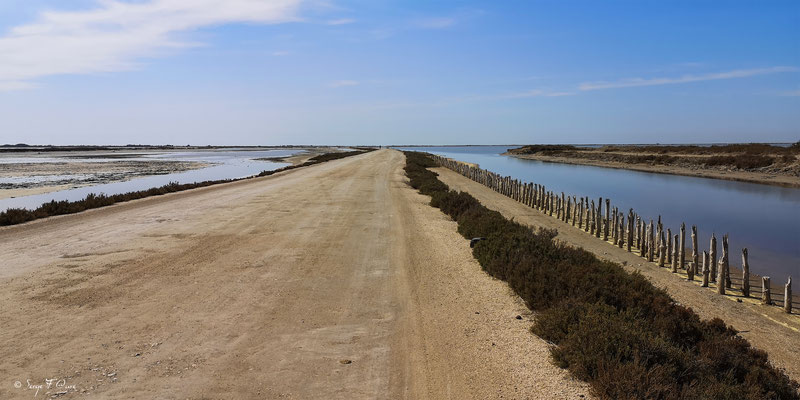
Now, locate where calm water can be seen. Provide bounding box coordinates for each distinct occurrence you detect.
[396,146,800,280]
[0,149,298,211]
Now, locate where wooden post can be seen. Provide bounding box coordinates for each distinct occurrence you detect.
[717,258,726,294]
[690,225,698,280]
[762,277,772,305]
[626,211,633,252]
[702,251,709,287]
[741,248,750,297]
[785,277,792,314]
[595,198,602,238]
[572,196,577,226]
[723,234,731,289]
[604,199,610,241]
[618,216,625,248]
[648,221,655,262]
[666,228,672,265]
[658,231,666,267]
[589,200,595,235]
[672,234,679,273]
[710,234,717,283]
[679,223,686,271]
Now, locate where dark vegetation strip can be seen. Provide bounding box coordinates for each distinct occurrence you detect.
[0,150,371,227]
[509,142,800,170]
[402,151,799,400]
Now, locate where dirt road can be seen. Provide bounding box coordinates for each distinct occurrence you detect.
[434,166,800,381]
[0,150,589,399]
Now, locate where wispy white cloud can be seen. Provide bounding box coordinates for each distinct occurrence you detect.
[579,67,797,91]
[328,80,359,88]
[0,0,303,91]
[326,18,355,26]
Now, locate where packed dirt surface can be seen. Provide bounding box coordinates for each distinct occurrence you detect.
[508,151,800,188]
[434,166,800,381]
[0,149,590,399]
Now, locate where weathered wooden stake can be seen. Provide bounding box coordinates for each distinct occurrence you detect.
[717,259,726,294]
[690,225,698,280]
[648,221,655,262]
[785,277,792,314]
[626,211,633,252]
[710,234,717,283]
[666,228,673,264]
[702,251,709,287]
[672,234,679,273]
[604,199,610,241]
[658,231,666,267]
[762,277,772,305]
[679,223,686,271]
[741,248,750,297]
[723,234,731,289]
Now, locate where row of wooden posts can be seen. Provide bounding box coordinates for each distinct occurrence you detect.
[431,154,794,314]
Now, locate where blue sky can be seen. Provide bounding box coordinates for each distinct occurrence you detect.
[0,0,798,145]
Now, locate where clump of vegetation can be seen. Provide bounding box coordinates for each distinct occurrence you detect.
[402,150,799,400]
[1,150,371,227]
[507,145,578,156]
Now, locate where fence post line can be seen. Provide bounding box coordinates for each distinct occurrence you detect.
[702,251,710,287]
[762,277,772,305]
[785,277,792,314]
[742,248,750,297]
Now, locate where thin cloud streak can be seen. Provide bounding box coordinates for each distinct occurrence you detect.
[326,18,355,25]
[579,67,797,91]
[0,0,303,91]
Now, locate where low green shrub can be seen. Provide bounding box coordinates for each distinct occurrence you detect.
[402,150,799,400]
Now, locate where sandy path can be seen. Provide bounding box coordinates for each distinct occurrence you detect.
[434,166,800,381]
[0,150,589,399]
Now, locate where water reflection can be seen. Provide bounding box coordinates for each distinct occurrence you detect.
[0,149,300,211]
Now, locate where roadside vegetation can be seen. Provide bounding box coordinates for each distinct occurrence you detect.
[403,151,799,400]
[508,142,800,171]
[0,149,371,227]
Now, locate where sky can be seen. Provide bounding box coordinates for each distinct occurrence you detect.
[0,0,798,146]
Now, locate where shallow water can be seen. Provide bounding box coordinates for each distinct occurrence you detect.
[0,149,299,211]
[395,146,800,281]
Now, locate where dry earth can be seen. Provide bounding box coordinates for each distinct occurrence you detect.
[0,150,590,399]
[434,166,800,381]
